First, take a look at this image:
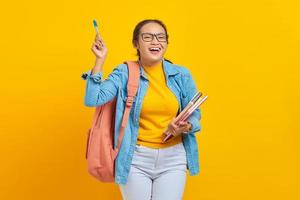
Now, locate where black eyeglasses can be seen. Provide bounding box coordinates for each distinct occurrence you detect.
[140,32,168,42]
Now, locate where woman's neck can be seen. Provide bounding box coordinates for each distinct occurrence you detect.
[139,57,163,67]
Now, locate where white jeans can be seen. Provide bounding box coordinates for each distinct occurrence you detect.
[118,142,187,200]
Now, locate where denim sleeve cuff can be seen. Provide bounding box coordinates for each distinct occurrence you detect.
[81,69,103,83]
[187,115,201,134]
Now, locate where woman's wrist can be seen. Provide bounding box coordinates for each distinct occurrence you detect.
[92,58,105,74]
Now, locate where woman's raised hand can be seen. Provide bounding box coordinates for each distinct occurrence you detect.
[91,33,107,59]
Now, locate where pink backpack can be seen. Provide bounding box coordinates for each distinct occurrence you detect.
[85,61,140,182]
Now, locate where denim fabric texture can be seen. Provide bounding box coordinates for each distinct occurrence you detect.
[119,143,187,200]
[82,58,202,184]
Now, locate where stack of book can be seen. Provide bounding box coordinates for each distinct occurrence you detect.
[162,91,208,143]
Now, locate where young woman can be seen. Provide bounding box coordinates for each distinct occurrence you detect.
[82,19,202,200]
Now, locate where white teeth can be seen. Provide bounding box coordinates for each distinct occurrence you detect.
[149,47,160,51]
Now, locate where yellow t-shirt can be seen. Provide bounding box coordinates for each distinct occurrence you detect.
[136,62,183,148]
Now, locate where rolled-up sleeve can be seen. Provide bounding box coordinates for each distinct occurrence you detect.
[81,69,103,83]
[81,65,124,107]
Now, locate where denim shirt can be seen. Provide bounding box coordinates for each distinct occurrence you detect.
[81,58,202,185]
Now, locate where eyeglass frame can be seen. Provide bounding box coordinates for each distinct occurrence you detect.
[140,32,168,42]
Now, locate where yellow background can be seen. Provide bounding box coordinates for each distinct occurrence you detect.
[1,0,299,199]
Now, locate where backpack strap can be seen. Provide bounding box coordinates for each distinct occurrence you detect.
[115,60,140,152]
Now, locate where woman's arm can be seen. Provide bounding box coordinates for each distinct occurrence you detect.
[81,30,122,107]
[81,64,125,107]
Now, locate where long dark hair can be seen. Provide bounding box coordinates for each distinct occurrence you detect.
[132,19,173,64]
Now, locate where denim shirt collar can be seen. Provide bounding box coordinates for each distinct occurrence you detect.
[139,58,179,80]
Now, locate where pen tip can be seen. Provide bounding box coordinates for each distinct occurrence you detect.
[93,19,98,27]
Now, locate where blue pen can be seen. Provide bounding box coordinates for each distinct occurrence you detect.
[93,19,99,35]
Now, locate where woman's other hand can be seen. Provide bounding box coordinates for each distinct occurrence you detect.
[163,118,192,137]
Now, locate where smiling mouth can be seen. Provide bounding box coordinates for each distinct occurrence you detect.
[148,47,161,53]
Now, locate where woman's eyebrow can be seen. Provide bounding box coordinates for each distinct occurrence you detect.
[142,32,166,35]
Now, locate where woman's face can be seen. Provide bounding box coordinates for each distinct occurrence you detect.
[134,22,168,66]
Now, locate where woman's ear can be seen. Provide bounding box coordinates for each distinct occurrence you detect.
[133,41,139,49]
